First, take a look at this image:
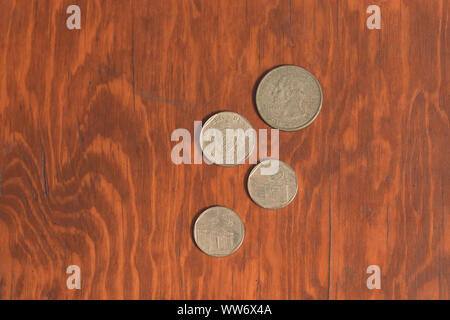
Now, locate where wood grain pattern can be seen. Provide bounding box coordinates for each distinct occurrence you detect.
[0,0,448,299]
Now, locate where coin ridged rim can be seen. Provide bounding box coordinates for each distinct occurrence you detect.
[193,206,245,257]
[247,159,299,209]
[255,65,323,131]
[200,111,256,167]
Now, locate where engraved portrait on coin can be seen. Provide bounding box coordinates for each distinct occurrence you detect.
[194,206,245,257]
[247,159,298,209]
[256,65,323,131]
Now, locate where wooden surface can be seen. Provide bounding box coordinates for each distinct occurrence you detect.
[0,0,448,300]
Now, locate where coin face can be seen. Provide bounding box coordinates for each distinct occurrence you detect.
[194,206,245,257]
[256,65,323,131]
[200,111,256,166]
[247,159,298,209]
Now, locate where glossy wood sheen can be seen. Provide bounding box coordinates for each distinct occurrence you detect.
[0,0,448,299]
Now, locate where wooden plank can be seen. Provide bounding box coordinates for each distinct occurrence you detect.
[0,0,448,299]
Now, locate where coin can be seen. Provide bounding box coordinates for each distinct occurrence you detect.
[255,65,323,131]
[194,206,245,257]
[200,111,256,166]
[247,159,298,209]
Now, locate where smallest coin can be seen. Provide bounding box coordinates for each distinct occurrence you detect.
[194,206,245,257]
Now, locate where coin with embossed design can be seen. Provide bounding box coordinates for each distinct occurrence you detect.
[200,111,256,166]
[247,159,298,209]
[194,206,245,257]
[256,65,323,131]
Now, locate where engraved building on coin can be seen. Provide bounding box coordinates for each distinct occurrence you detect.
[256,65,323,131]
[194,206,245,257]
[247,159,298,209]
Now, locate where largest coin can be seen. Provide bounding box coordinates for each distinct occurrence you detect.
[194,206,245,257]
[256,65,323,131]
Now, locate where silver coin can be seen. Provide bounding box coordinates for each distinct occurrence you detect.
[247,159,298,209]
[200,111,256,166]
[256,65,323,131]
[194,206,245,257]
